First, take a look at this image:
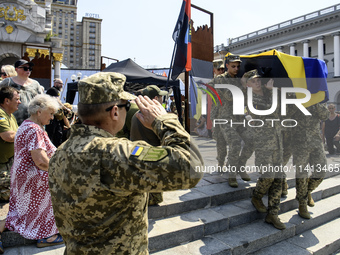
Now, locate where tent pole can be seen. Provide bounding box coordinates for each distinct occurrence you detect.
[185,71,190,133]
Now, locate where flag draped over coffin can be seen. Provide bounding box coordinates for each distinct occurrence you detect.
[226,50,329,107]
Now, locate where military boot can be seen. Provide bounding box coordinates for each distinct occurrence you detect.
[239,171,251,181]
[228,172,238,188]
[281,181,288,197]
[307,191,315,207]
[251,196,267,213]
[265,214,286,230]
[298,201,311,219]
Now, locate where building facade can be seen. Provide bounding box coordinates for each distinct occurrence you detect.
[214,4,340,107]
[0,0,64,88]
[35,0,102,70]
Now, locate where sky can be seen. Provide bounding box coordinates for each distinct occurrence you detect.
[77,1,340,69]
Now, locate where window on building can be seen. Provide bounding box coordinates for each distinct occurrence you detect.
[308,46,311,57]
[323,44,326,55]
[295,50,297,56]
[65,35,68,39]
[89,22,96,28]
[89,39,95,44]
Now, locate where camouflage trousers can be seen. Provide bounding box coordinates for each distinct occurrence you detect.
[294,147,327,203]
[253,130,283,215]
[253,160,284,215]
[148,192,163,206]
[0,157,13,201]
[282,130,293,189]
[221,125,254,175]
[213,125,227,167]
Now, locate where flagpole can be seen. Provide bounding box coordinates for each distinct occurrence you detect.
[165,40,178,91]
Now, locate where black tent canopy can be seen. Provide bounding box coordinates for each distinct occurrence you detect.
[103,58,179,89]
[103,58,183,122]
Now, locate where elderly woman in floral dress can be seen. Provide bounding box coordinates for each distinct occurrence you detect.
[0,94,63,253]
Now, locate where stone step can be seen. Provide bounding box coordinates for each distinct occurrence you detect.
[250,217,340,255]
[1,171,339,250]
[147,177,340,253]
[151,193,340,254]
[148,169,340,220]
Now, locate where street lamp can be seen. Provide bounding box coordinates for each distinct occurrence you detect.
[77,72,82,81]
[71,74,76,82]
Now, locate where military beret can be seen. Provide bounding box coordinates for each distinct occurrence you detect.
[78,72,136,104]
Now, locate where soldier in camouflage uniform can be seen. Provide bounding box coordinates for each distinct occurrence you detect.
[208,55,253,187]
[244,70,285,230]
[48,72,204,255]
[291,102,329,219]
[130,85,169,206]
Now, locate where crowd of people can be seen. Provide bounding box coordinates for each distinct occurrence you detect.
[0,54,335,253]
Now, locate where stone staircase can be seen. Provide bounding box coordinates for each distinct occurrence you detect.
[148,171,340,254]
[1,136,340,254]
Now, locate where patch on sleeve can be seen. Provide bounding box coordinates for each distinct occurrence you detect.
[142,147,168,162]
[131,146,143,156]
[0,118,5,122]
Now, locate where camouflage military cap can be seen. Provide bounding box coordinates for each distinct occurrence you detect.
[142,85,168,99]
[213,59,224,69]
[78,72,136,104]
[243,69,261,82]
[226,54,242,63]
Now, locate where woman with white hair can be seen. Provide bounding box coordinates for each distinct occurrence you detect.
[0,65,17,79]
[0,94,64,253]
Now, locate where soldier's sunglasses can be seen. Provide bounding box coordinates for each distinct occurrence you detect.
[18,66,33,71]
[105,101,131,112]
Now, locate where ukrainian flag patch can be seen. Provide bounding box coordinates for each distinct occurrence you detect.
[131,146,143,156]
[0,118,5,122]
